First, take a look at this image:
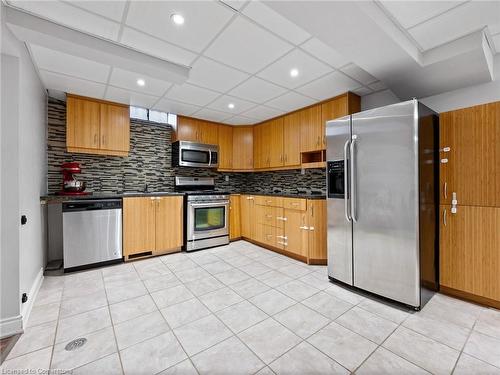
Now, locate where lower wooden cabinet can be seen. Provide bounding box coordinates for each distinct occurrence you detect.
[229,195,241,240]
[440,205,500,305]
[240,195,326,264]
[240,195,256,239]
[123,196,183,260]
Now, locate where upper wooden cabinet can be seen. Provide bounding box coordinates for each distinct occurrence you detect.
[232,127,254,170]
[268,118,284,168]
[66,94,130,156]
[440,102,500,207]
[300,104,323,153]
[175,116,219,145]
[218,124,233,170]
[253,123,267,169]
[283,112,301,166]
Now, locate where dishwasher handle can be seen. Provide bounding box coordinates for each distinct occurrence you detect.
[62,199,122,212]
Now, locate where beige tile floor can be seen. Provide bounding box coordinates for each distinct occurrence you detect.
[2,240,500,374]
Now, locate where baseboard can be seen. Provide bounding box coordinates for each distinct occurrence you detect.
[440,286,500,309]
[21,267,44,328]
[0,315,23,339]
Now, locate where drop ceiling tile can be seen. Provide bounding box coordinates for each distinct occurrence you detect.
[379,1,465,29]
[219,0,248,11]
[67,1,127,22]
[125,1,233,53]
[191,108,233,123]
[296,71,360,101]
[29,44,111,83]
[39,70,106,98]
[240,105,284,121]
[165,83,220,107]
[207,95,256,115]
[351,87,373,96]
[120,28,197,66]
[300,38,350,68]
[8,0,121,40]
[408,1,500,50]
[228,77,287,103]
[223,115,258,126]
[153,98,202,116]
[242,1,310,45]
[257,48,332,89]
[368,81,388,91]
[105,86,159,108]
[109,68,172,97]
[204,16,293,73]
[340,64,378,85]
[187,57,250,93]
[266,92,315,112]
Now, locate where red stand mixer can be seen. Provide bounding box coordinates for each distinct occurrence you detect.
[57,162,90,195]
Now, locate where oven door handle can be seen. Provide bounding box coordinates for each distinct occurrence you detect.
[189,201,229,208]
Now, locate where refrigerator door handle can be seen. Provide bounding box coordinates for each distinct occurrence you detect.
[343,139,351,222]
[350,135,358,222]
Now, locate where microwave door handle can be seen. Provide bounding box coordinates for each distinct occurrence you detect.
[343,139,351,222]
[208,150,212,166]
[350,135,357,223]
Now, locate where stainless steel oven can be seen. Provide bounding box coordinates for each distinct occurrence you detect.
[175,176,230,251]
[186,194,229,251]
[172,141,219,168]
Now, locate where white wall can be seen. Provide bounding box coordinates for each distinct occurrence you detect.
[361,89,401,111]
[1,5,47,337]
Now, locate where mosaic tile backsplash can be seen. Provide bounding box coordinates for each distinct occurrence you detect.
[47,98,326,194]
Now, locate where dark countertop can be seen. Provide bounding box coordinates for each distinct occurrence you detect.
[40,191,185,203]
[237,192,326,200]
[41,191,325,203]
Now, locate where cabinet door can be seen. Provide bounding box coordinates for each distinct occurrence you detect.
[283,209,308,258]
[253,124,266,169]
[307,200,327,264]
[440,102,499,207]
[218,124,233,170]
[269,118,284,167]
[199,120,219,145]
[99,103,130,153]
[240,195,255,239]
[229,195,241,240]
[300,105,322,152]
[155,196,184,253]
[440,205,500,301]
[66,95,100,150]
[233,127,253,170]
[176,116,200,142]
[123,197,156,259]
[283,112,301,166]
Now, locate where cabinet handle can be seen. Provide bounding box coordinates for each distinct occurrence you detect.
[299,225,309,230]
[265,214,273,218]
[443,182,447,199]
[443,208,447,226]
[277,241,288,246]
[309,227,315,231]
[277,235,287,239]
[291,202,299,206]
[277,217,287,221]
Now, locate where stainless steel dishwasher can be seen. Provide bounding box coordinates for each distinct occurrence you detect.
[62,199,123,271]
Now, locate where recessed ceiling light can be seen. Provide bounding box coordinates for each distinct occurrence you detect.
[228,103,235,109]
[171,13,185,25]
[290,68,299,77]
[136,78,145,87]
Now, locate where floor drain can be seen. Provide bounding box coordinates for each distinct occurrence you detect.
[65,338,87,351]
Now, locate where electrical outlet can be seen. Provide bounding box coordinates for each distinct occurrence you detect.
[301,168,305,175]
[225,175,229,182]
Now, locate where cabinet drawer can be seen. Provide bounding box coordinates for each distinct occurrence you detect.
[282,197,306,211]
[256,224,277,247]
[258,207,285,228]
[255,196,283,207]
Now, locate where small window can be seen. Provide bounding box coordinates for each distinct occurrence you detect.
[130,106,177,126]
[130,106,148,120]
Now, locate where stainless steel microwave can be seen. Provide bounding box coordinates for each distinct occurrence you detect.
[172,141,219,168]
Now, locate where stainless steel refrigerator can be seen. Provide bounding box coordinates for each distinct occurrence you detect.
[326,99,439,309]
